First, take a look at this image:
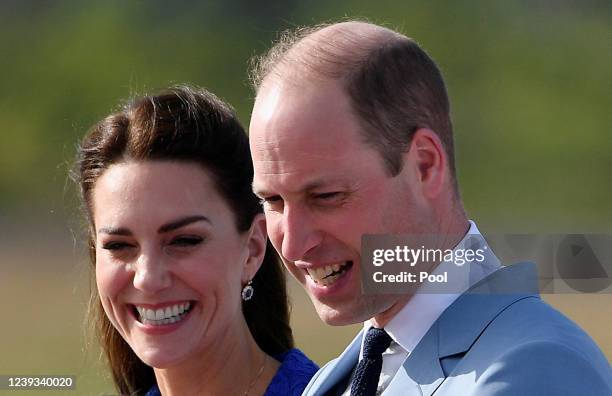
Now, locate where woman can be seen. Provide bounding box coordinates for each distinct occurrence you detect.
[75,86,318,395]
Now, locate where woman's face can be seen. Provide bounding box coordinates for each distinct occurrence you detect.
[92,160,265,368]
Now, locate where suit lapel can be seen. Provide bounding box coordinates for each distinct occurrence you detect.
[386,321,442,395]
[390,262,539,396]
[437,262,539,357]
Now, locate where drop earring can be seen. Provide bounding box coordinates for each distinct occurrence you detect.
[241,280,254,301]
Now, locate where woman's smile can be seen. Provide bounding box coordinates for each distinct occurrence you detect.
[131,301,195,326]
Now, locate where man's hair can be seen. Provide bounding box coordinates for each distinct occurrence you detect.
[250,20,457,185]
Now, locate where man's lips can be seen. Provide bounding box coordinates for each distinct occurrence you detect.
[302,261,354,287]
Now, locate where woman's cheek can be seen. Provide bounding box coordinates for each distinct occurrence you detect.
[96,258,132,300]
[96,260,135,334]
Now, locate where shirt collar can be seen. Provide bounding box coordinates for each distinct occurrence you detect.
[363,220,501,355]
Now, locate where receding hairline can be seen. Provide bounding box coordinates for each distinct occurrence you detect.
[251,20,412,90]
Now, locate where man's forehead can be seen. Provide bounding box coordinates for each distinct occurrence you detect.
[250,134,382,199]
[249,76,378,195]
[252,169,352,197]
[250,132,342,163]
[250,77,356,134]
[251,126,365,180]
[249,93,364,161]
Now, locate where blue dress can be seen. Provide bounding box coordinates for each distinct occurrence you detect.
[145,348,318,396]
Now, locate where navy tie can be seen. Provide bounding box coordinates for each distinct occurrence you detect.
[350,327,393,396]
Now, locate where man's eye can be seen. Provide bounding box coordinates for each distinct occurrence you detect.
[315,192,341,200]
[311,192,348,207]
[313,192,347,202]
[260,196,284,209]
[261,195,282,204]
[170,236,203,247]
[102,242,133,251]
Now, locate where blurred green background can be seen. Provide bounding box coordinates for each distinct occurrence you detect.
[0,1,610,394]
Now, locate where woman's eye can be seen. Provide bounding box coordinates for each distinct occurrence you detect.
[102,241,133,251]
[170,236,203,247]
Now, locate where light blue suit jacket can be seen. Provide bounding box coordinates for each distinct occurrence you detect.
[303,263,612,395]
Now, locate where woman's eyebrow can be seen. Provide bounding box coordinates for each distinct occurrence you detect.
[98,226,132,236]
[97,215,211,236]
[158,215,211,234]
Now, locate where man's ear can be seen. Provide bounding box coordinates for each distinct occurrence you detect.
[406,128,447,199]
[242,213,268,283]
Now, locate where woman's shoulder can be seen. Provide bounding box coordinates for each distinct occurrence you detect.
[264,348,319,396]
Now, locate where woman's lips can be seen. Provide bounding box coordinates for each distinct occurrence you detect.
[131,301,194,326]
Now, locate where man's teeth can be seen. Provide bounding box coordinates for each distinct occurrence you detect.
[135,302,192,325]
[306,263,348,286]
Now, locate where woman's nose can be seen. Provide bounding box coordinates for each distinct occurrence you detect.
[131,250,171,293]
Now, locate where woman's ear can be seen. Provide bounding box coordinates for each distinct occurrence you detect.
[242,213,268,283]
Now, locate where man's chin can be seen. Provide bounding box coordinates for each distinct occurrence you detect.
[314,303,367,326]
[313,295,402,326]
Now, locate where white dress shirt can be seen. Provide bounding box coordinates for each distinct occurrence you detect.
[342,220,501,395]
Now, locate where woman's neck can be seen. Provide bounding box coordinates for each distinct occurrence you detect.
[153,318,277,396]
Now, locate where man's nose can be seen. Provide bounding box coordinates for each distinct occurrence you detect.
[131,248,171,293]
[280,205,322,262]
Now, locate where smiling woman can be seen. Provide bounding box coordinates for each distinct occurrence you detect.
[74,86,318,395]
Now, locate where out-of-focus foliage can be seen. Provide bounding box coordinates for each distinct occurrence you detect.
[0,0,610,230]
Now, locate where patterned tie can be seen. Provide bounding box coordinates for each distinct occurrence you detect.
[350,327,393,396]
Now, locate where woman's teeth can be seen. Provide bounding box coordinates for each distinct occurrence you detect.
[307,262,350,286]
[135,302,192,326]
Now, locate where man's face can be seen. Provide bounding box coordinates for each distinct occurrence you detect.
[250,78,431,325]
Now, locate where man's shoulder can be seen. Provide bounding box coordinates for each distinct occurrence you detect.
[483,295,602,351]
[444,296,612,394]
[444,262,604,362]
[442,335,612,395]
[466,339,611,395]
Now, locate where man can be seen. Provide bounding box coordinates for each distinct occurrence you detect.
[248,21,611,395]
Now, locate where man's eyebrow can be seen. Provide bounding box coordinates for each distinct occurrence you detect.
[158,215,211,233]
[252,181,287,198]
[97,215,211,236]
[251,182,268,197]
[302,180,328,192]
[252,178,343,197]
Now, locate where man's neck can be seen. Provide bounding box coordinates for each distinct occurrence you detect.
[370,294,413,328]
[370,215,470,329]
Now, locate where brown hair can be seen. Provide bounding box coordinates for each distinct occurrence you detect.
[250,20,457,186]
[75,86,294,395]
